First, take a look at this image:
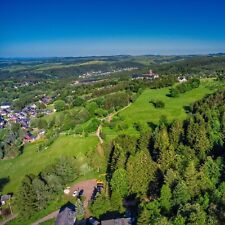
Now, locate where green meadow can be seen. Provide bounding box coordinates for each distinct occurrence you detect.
[0,135,98,193]
[119,85,213,125]
[102,84,214,138]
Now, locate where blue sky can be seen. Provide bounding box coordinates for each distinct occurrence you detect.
[0,0,225,57]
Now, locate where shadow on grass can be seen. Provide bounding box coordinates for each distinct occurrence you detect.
[0,177,10,192]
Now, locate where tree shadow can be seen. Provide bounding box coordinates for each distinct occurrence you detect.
[147,122,157,130]
[0,177,10,192]
[99,210,124,221]
[183,105,191,113]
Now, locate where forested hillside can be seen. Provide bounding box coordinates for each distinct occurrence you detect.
[90,90,225,224]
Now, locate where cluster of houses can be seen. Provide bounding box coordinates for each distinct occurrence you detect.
[132,69,159,80]
[79,67,138,79]
[13,80,41,89]
[0,96,53,143]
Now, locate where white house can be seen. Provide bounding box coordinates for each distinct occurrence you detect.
[0,103,11,110]
[178,76,187,83]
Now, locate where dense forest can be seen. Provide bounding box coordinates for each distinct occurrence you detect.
[90,90,225,225]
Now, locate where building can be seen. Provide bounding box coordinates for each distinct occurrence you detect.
[132,69,159,80]
[0,195,11,206]
[178,76,187,83]
[55,202,76,225]
[101,218,131,225]
[143,69,159,79]
[0,103,11,110]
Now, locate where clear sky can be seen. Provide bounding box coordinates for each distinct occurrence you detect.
[0,0,225,57]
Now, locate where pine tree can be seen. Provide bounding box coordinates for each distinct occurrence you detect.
[160,184,172,213]
[169,120,183,149]
[110,168,128,197]
[137,207,151,225]
[173,180,191,206]
[154,125,170,159]
[127,150,156,196]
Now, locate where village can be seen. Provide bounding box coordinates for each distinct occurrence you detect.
[0,95,53,144]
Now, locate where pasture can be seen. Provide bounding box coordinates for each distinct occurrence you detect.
[0,135,98,193]
[119,85,213,125]
[102,84,214,138]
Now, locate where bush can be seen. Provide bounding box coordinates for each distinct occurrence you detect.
[170,78,200,97]
[150,99,165,108]
[54,100,66,112]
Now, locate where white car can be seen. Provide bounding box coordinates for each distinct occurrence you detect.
[72,190,79,197]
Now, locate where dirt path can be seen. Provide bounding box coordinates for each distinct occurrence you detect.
[32,179,97,224]
[106,103,131,122]
[32,211,58,225]
[0,215,17,225]
[96,124,103,144]
[95,103,132,144]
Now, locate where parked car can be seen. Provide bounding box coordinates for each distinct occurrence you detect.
[72,190,79,197]
[88,217,100,225]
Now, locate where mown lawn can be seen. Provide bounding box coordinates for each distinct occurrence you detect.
[0,135,98,193]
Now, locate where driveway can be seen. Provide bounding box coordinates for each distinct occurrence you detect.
[69,179,97,209]
[32,179,97,224]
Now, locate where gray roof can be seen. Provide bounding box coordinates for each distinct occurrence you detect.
[101,218,131,225]
[55,205,76,225]
[1,195,11,202]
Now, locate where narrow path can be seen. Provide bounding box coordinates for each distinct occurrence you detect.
[32,211,58,225]
[0,215,17,225]
[95,103,132,144]
[106,103,131,122]
[96,124,103,144]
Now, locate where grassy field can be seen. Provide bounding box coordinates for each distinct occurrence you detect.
[119,85,213,125]
[0,135,98,193]
[102,84,214,138]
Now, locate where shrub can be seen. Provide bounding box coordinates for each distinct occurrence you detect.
[150,99,165,108]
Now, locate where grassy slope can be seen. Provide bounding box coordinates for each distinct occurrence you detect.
[0,135,98,193]
[103,84,214,138]
[119,85,213,125]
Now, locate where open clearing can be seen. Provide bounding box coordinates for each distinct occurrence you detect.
[102,84,214,138]
[119,85,213,125]
[0,135,98,193]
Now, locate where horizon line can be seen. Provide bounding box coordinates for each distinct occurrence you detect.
[1,52,225,59]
